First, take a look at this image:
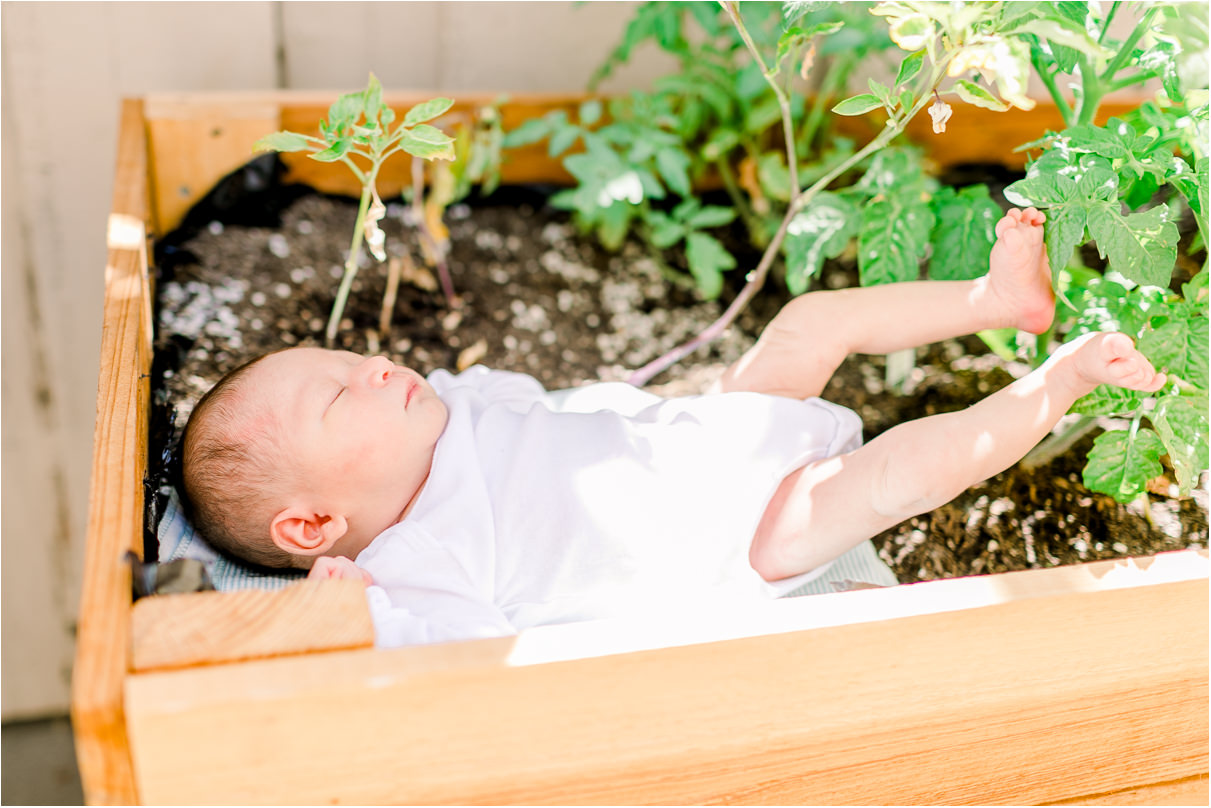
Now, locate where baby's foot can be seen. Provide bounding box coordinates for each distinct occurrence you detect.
[1059,332,1167,394]
[987,207,1056,334]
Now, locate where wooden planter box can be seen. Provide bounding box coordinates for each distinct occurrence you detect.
[75,92,1208,806]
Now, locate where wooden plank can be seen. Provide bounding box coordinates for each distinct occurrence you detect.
[144,92,1142,235]
[275,92,582,199]
[71,97,149,807]
[130,580,374,672]
[1050,774,1209,806]
[125,564,1207,805]
[144,96,280,237]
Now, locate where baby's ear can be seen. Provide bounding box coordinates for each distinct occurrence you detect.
[269,507,349,557]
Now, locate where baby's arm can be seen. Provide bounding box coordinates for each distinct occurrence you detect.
[750,332,1164,580]
[308,555,373,585]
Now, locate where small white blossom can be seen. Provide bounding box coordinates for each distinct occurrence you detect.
[929,98,953,134]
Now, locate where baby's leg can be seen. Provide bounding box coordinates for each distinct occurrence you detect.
[718,208,1056,398]
[749,332,1165,580]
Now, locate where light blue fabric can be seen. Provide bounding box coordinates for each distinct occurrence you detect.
[158,487,303,591]
[159,485,897,597]
[780,539,900,597]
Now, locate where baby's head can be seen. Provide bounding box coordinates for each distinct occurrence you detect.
[180,347,448,569]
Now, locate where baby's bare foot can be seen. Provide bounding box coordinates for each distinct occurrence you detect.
[987,207,1056,334]
[1060,332,1167,394]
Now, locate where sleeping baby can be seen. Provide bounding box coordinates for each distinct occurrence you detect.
[180,208,1165,646]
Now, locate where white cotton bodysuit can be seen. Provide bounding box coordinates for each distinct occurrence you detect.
[357,366,863,648]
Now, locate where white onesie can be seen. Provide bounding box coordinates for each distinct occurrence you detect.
[357,366,863,647]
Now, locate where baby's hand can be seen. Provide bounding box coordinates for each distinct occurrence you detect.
[308,556,373,586]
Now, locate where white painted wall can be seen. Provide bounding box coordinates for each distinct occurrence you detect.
[1,0,670,721]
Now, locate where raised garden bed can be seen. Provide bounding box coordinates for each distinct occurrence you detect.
[74,92,1208,805]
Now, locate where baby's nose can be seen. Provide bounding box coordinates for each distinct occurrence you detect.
[358,355,394,388]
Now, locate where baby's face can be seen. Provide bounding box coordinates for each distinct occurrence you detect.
[243,347,448,531]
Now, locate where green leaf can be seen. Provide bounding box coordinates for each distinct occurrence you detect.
[399,124,456,161]
[548,123,582,157]
[684,232,735,299]
[310,137,353,162]
[928,185,1000,281]
[1152,395,1210,494]
[327,91,364,128]
[894,50,925,87]
[655,148,692,197]
[757,152,793,203]
[362,73,383,123]
[952,79,1010,111]
[1071,383,1145,417]
[858,191,934,286]
[1141,311,1209,390]
[253,131,311,153]
[685,205,736,230]
[783,191,860,295]
[645,209,686,249]
[403,97,455,127]
[1083,426,1166,502]
[502,117,551,149]
[579,98,603,126]
[1086,204,1178,289]
[1044,203,1087,285]
[596,202,633,252]
[832,93,883,116]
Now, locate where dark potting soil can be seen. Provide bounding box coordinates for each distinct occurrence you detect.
[150,165,1207,583]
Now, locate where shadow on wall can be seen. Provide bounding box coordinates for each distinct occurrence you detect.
[1,717,84,806]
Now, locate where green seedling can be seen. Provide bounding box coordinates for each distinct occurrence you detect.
[255,73,456,348]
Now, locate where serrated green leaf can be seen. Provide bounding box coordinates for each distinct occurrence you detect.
[253,131,311,153]
[645,209,686,249]
[404,97,455,127]
[362,73,383,122]
[1004,172,1075,207]
[400,124,456,161]
[1152,394,1210,493]
[1087,204,1178,288]
[685,205,736,230]
[655,148,692,197]
[310,137,353,162]
[685,231,734,299]
[548,123,582,157]
[1083,426,1166,502]
[858,191,933,286]
[327,91,364,128]
[783,191,859,295]
[895,50,925,88]
[952,79,1010,111]
[1044,203,1087,285]
[1071,383,1145,416]
[928,185,1000,281]
[832,93,883,116]
[757,152,793,203]
[501,116,553,149]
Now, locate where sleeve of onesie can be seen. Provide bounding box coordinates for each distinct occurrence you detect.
[359,527,516,648]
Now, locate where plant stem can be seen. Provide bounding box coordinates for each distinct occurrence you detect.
[325,183,374,348]
[627,6,947,386]
[801,57,851,152]
[714,156,767,248]
[379,254,404,341]
[722,0,798,194]
[411,156,458,306]
[1030,51,1075,128]
[1021,415,1099,470]
[627,121,899,386]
